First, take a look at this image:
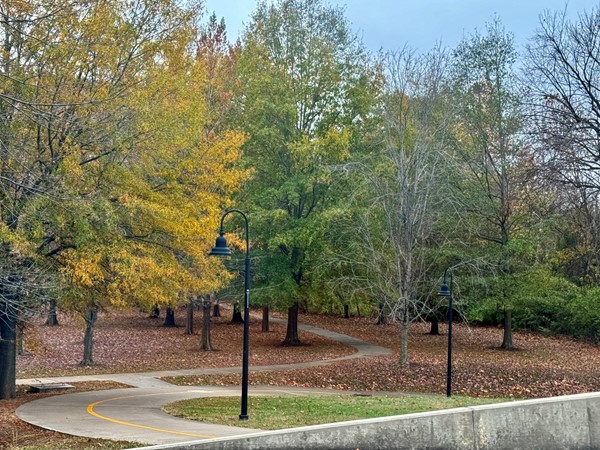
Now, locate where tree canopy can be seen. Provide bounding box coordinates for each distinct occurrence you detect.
[3,0,600,398]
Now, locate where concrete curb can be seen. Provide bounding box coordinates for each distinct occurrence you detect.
[134,392,600,450]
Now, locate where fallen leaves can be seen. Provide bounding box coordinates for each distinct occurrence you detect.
[0,382,131,449]
[8,306,600,449]
[17,308,356,378]
[167,312,600,400]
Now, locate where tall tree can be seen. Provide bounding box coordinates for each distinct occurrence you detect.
[0,0,91,397]
[197,13,240,137]
[524,6,600,287]
[524,6,600,192]
[0,0,247,395]
[330,47,452,365]
[54,9,247,363]
[450,19,525,349]
[236,0,378,344]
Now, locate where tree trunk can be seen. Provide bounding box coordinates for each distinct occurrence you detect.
[283,302,301,345]
[46,299,59,326]
[150,305,160,318]
[343,304,350,319]
[16,319,25,355]
[356,303,361,317]
[399,320,409,366]
[501,309,513,350]
[81,305,97,366]
[0,310,17,399]
[375,301,386,325]
[185,301,194,335]
[231,303,244,324]
[213,301,220,317]
[163,308,176,327]
[200,300,213,351]
[262,305,270,332]
[429,316,440,335]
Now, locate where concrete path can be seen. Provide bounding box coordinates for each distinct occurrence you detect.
[16,319,392,447]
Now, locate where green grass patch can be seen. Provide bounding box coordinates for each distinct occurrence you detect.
[163,394,508,430]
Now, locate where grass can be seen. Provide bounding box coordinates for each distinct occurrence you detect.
[163,394,509,430]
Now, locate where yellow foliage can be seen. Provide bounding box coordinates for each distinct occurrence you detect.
[24,1,251,312]
[62,250,105,288]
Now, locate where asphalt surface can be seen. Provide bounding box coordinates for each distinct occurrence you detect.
[16,318,392,447]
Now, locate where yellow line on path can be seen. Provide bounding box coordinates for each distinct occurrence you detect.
[87,392,217,439]
[86,387,331,439]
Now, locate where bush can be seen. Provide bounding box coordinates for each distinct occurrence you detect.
[466,297,501,326]
[464,268,600,342]
[560,288,600,342]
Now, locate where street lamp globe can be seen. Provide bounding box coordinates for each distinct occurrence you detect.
[209,233,232,256]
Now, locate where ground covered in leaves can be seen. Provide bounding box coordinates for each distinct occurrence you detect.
[5,306,600,449]
[168,313,600,399]
[16,308,355,378]
[301,315,600,398]
[0,382,135,449]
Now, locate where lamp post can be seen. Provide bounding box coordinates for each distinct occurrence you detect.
[209,209,250,420]
[438,268,453,397]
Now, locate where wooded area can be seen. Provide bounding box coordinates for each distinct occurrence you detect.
[1,0,600,399]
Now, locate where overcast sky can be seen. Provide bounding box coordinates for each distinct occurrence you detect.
[203,0,597,53]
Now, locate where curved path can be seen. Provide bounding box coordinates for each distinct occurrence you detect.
[16,319,391,447]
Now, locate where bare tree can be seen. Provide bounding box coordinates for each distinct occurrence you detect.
[523,7,600,289]
[524,6,600,191]
[333,47,452,365]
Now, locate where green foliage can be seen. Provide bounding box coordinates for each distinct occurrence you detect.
[463,266,600,342]
[235,0,379,312]
[563,288,600,341]
[248,250,300,309]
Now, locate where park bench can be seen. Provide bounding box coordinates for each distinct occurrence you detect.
[28,383,74,393]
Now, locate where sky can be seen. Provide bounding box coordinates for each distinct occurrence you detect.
[203,0,597,53]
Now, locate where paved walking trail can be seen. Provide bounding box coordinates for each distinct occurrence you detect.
[16,318,392,447]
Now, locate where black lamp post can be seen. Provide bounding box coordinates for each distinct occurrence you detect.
[438,268,453,397]
[209,209,250,420]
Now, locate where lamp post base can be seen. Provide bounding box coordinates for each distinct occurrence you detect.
[239,414,249,421]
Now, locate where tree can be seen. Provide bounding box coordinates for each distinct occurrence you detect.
[450,19,525,349]
[331,47,452,365]
[0,0,247,394]
[55,2,248,364]
[236,0,378,344]
[45,300,59,326]
[0,0,90,396]
[185,304,194,334]
[554,187,600,286]
[0,248,53,398]
[197,13,240,137]
[524,6,600,192]
[199,294,214,351]
[524,6,600,287]
[163,308,176,327]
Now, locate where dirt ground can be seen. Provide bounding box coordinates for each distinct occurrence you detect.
[3,306,600,449]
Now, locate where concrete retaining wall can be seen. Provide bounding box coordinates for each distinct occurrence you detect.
[139,392,600,450]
